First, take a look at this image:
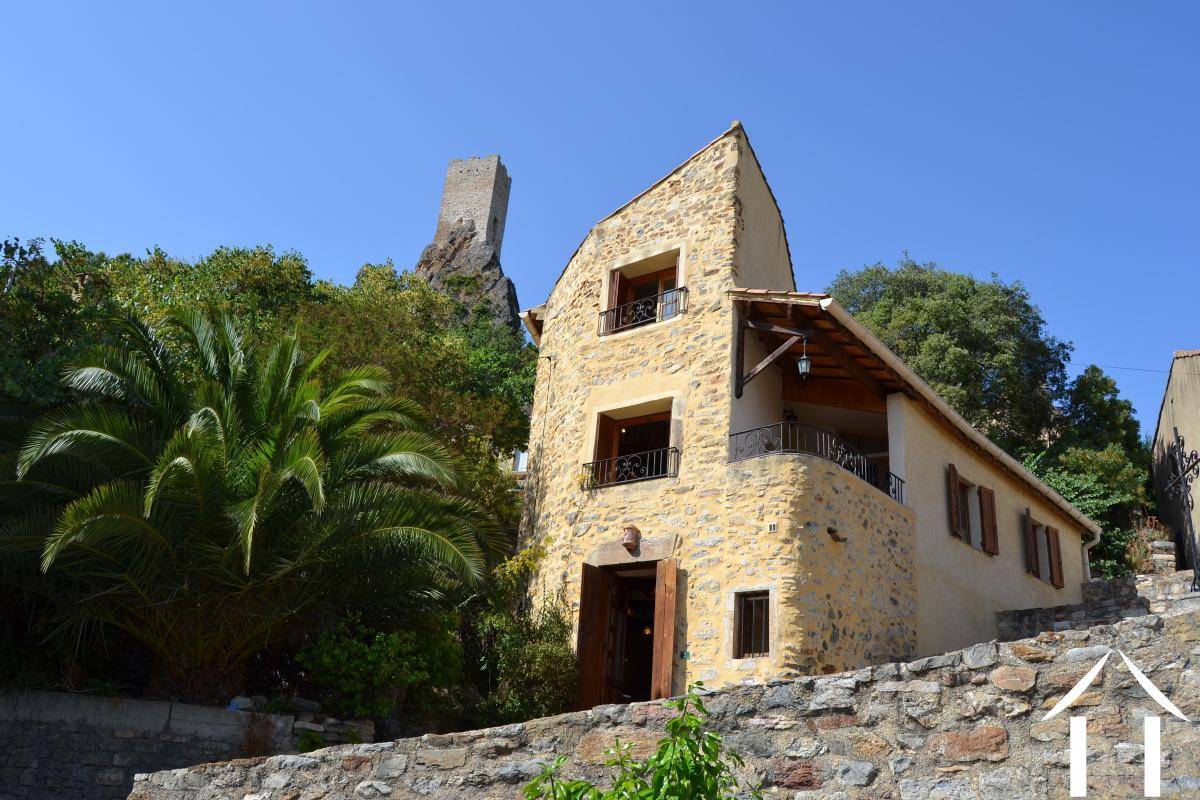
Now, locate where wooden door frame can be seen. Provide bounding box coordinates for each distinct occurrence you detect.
[576,558,680,708]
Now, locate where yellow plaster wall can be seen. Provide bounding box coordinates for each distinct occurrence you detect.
[889,394,1089,656]
[731,135,795,292]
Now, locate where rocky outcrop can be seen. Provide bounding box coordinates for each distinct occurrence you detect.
[413,220,520,331]
[129,609,1200,799]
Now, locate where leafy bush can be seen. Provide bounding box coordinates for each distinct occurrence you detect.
[1023,448,1151,578]
[471,546,577,724]
[297,730,326,753]
[297,614,461,719]
[524,685,759,800]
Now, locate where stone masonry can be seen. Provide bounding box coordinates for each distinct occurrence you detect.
[414,156,520,330]
[997,569,1200,641]
[0,690,370,800]
[130,608,1200,799]
[521,126,918,688]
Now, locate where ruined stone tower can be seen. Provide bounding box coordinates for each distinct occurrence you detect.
[414,155,520,330]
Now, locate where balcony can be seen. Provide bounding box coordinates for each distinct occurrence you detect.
[598,287,689,336]
[729,422,905,504]
[582,447,680,489]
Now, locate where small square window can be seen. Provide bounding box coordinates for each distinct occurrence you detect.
[734,591,770,659]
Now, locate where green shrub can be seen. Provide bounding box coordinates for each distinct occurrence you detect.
[524,684,759,800]
[472,547,577,724]
[297,730,326,753]
[297,614,461,719]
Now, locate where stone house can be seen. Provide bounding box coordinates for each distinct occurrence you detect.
[517,123,1100,709]
[1152,349,1200,572]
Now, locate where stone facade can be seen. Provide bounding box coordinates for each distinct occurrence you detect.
[519,126,918,690]
[0,690,370,800]
[128,608,1200,800]
[414,155,519,330]
[1153,349,1200,570]
[519,124,1097,696]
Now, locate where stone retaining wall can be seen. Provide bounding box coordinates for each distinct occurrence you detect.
[0,690,370,800]
[996,569,1200,641]
[130,609,1200,800]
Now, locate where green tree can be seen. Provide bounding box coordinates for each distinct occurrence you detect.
[1023,449,1146,578]
[1056,365,1142,455]
[296,264,535,535]
[2,309,496,700]
[827,256,1071,455]
[469,546,577,724]
[0,239,117,414]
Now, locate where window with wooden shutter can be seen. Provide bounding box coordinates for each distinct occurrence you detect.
[978,486,998,556]
[1047,527,1064,588]
[947,463,961,539]
[1023,507,1039,575]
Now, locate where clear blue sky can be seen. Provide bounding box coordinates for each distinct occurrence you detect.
[4,2,1196,433]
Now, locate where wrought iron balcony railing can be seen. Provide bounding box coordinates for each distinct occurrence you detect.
[728,422,905,505]
[598,287,689,335]
[582,447,680,489]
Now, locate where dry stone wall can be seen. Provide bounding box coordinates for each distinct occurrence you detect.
[0,690,369,800]
[130,609,1200,800]
[997,569,1200,641]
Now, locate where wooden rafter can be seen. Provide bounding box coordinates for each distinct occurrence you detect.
[734,319,811,398]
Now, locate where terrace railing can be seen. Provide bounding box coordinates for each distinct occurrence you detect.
[598,287,689,335]
[728,422,905,505]
[582,447,679,489]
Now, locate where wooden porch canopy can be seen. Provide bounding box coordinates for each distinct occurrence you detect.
[732,289,912,408]
[729,287,1102,537]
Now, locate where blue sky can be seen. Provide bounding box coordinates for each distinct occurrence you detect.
[3,2,1196,432]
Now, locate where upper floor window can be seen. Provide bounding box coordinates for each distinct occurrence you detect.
[599,249,687,335]
[582,400,679,488]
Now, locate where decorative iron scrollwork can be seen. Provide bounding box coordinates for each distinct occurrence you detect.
[728,422,904,505]
[598,288,689,335]
[582,447,680,489]
[1164,428,1200,591]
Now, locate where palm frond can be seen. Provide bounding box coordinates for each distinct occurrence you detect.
[18,404,156,480]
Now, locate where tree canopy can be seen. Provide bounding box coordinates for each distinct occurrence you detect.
[828,255,1153,576]
[828,256,1071,455]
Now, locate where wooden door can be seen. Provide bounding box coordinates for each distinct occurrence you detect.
[603,579,628,704]
[577,563,611,709]
[650,558,678,700]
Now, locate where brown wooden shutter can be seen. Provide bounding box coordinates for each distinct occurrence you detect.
[979,486,999,555]
[594,414,616,461]
[607,270,625,309]
[1047,527,1064,588]
[1023,507,1039,576]
[947,463,961,539]
[576,563,611,709]
[650,558,678,700]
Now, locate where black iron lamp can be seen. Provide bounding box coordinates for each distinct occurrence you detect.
[797,336,811,380]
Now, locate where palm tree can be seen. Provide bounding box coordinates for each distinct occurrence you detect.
[4,309,496,700]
